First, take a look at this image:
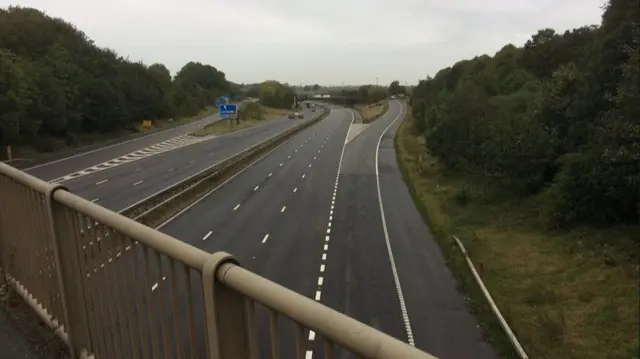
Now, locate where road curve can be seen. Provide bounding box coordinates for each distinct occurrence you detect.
[52,110,322,211]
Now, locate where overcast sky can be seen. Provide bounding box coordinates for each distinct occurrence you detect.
[5,0,605,85]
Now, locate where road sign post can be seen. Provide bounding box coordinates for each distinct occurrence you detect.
[220,104,238,128]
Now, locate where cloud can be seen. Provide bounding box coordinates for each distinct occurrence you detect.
[3,0,606,85]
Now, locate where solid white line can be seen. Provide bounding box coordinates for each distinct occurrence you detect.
[233,204,240,211]
[96,179,108,185]
[203,231,212,240]
[374,101,415,346]
[133,180,143,186]
[91,198,100,203]
[262,234,269,243]
[281,206,286,213]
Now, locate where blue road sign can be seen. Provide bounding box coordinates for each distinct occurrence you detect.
[220,104,238,118]
[215,96,229,108]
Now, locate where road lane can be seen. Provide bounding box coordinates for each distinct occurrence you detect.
[152,107,353,358]
[376,104,498,358]
[25,110,229,180]
[60,110,322,211]
[318,101,409,359]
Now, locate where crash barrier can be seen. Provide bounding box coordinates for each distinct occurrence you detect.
[0,162,438,358]
[120,107,331,228]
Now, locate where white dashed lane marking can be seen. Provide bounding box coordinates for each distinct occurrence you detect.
[306,110,352,359]
[50,134,211,184]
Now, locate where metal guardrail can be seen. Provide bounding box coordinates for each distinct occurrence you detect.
[0,138,438,359]
[119,107,330,227]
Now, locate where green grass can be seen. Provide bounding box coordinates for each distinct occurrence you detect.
[394,109,639,359]
[191,106,291,137]
[355,100,389,123]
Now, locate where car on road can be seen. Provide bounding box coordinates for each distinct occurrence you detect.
[288,112,303,119]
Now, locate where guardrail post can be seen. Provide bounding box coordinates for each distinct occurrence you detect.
[202,252,250,359]
[45,185,80,359]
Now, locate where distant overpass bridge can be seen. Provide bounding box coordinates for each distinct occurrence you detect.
[0,161,438,358]
[298,94,361,106]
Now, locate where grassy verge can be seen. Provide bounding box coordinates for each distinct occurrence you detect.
[395,108,639,359]
[5,106,219,167]
[192,106,291,137]
[355,100,389,123]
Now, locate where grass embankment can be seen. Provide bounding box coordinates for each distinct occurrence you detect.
[7,106,219,166]
[192,105,292,137]
[355,100,389,123]
[395,109,639,359]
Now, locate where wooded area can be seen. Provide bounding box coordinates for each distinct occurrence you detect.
[0,6,236,153]
[410,0,639,236]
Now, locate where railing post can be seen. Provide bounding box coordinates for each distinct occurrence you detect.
[45,185,79,359]
[202,251,251,359]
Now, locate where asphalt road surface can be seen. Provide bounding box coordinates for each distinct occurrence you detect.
[46,109,322,211]
[76,101,498,358]
[25,110,230,181]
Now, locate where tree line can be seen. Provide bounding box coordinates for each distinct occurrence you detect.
[410,0,639,233]
[0,6,237,153]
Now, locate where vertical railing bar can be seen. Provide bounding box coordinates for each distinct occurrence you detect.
[23,189,40,307]
[95,224,120,359]
[244,298,259,359]
[155,251,172,359]
[294,321,305,359]
[107,229,132,359]
[269,308,282,359]
[63,207,94,352]
[115,232,140,359]
[142,248,162,359]
[127,237,153,359]
[168,260,184,359]
[34,191,56,321]
[85,214,110,358]
[183,267,198,359]
[323,338,333,359]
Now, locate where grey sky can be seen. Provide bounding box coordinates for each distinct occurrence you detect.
[6,0,605,85]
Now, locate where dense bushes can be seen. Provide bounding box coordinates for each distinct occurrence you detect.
[411,0,639,232]
[0,6,234,152]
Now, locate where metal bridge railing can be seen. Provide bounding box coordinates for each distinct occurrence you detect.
[0,161,438,359]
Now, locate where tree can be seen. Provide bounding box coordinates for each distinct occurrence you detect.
[388,80,406,96]
[412,0,639,230]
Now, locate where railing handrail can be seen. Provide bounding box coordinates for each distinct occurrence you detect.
[0,156,439,358]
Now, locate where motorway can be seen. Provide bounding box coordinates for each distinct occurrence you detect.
[32,109,322,211]
[128,100,499,359]
[25,109,234,181]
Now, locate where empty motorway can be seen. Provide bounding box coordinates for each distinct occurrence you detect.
[30,109,322,211]
[39,100,497,358]
[129,100,498,359]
